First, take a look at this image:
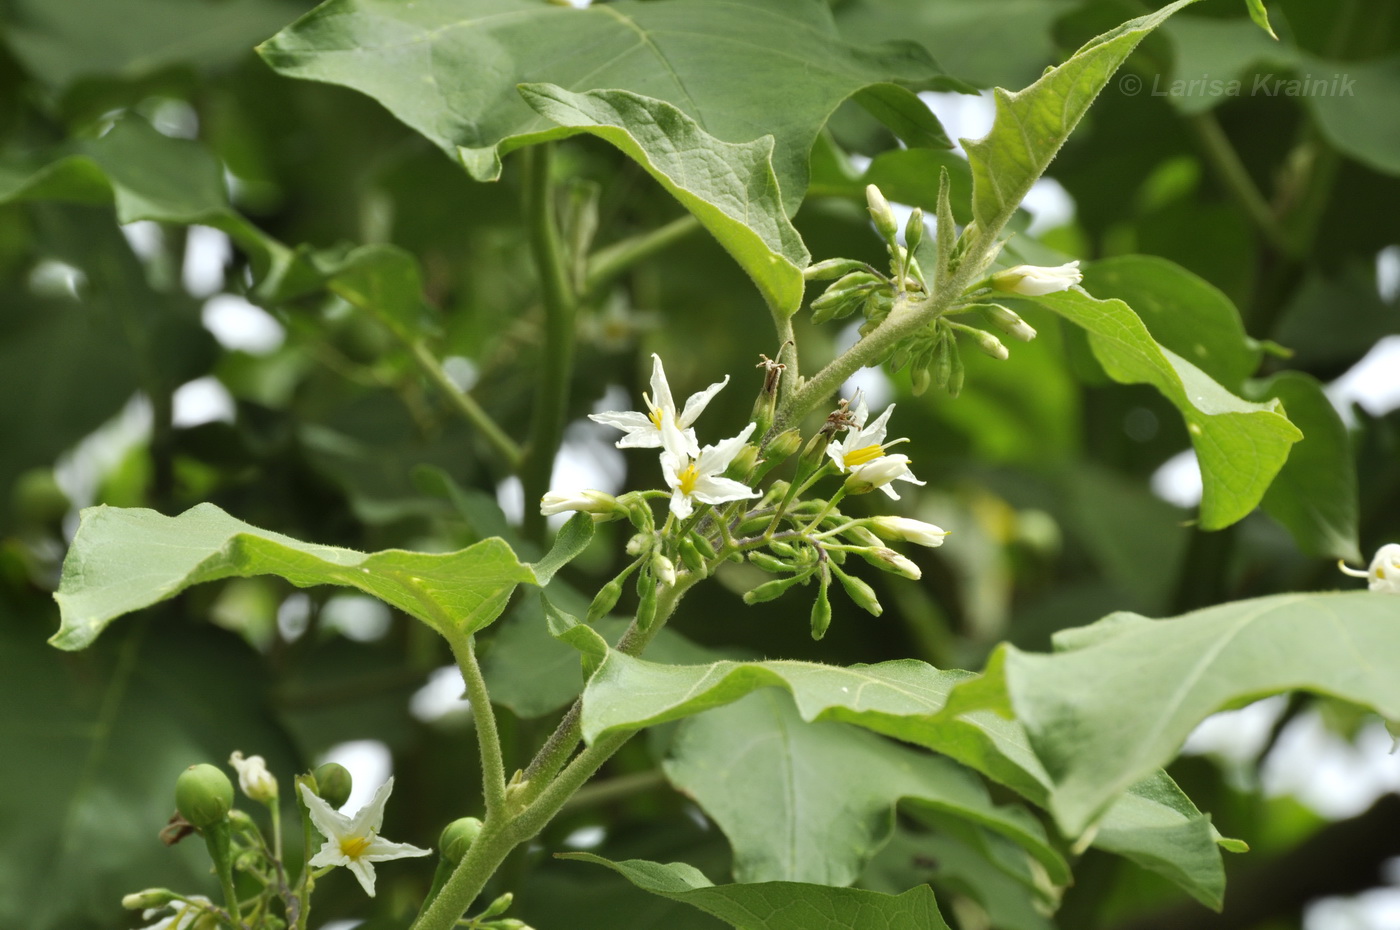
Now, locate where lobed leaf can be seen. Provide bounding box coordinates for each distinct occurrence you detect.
[51,503,535,650]
[950,591,1400,836]
[1030,287,1300,529]
[558,854,951,930]
[518,85,809,316]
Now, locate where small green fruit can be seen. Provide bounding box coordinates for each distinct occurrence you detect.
[440,816,485,864]
[175,764,233,829]
[311,762,353,809]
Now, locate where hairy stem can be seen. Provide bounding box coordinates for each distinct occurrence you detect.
[449,635,508,819]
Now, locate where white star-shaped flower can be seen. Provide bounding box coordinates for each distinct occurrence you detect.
[589,354,728,457]
[298,777,430,896]
[659,418,760,519]
[826,401,926,500]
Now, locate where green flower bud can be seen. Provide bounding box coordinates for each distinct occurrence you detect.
[175,764,233,829]
[956,324,1009,361]
[833,569,882,616]
[748,551,793,573]
[803,257,869,281]
[636,572,659,631]
[122,889,178,910]
[586,576,625,623]
[479,892,514,919]
[311,762,353,809]
[980,303,1037,342]
[678,536,706,575]
[439,816,484,865]
[725,442,760,480]
[486,920,533,930]
[761,428,802,467]
[809,583,833,641]
[743,573,808,604]
[903,208,925,256]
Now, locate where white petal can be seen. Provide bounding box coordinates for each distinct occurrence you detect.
[678,375,729,428]
[298,783,351,840]
[362,838,433,861]
[669,489,695,519]
[347,777,396,836]
[308,840,349,869]
[691,475,760,506]
[589,410,654,433]
[648,354,676,414]
[346,856,379,896]
[697,422,756,475]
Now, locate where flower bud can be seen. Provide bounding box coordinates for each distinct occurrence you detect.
[479,892,514,919]
[763,428,802,466]
[961,326,1009,361]
[122,889,178,910]
[804,257,869,281]
[439,816,484,864]
[864,547,922,580]
[311,762,353,809]
[980,303,1037,342]
[989,261,1082,297]
[869,516,948,548]
[866,184,898,242]
[809,584,833,641]
[725,442,760,479]
[748,551,793,573]
[540,490,622,519]
[175,764,234,829]
[743,574,806,604]
[229,751,278,803]
[903,208,925,255]
[487,921,533,930]
[678,536,706,575]
[833,569,882,616]
[651,551,677,587]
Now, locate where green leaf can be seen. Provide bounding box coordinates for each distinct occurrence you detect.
[51,503,535,650]
[1244,0,1279,40]
[532,513,597,587]
[955,591,1400,836]
[1030,287,1300,529]
[1303,55,1400,177]
[1249,372,1361,562]
[2,0,297,92]
[0,115,307,295]
[852,83,952,150]
[557,854,951,930]
[1080,256,1260,392]
[319,244,441,343]
[258,0,961,212]
[663,690,1067,887]
[964,0,1202,239]
[577,651,1230,901]
[518,85,808,316]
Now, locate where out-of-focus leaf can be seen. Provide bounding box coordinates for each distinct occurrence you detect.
[258,0,963,213]
[1244,0,1278,40]
[1030,288,1300,529]
[1305,55,1400,177]
[0,611,300,930]
[52,503,534,649]
[519,85,808,316]
[664,690,1067,887]
[808,147,974,226]
[1250,372,1362,562]
[0,115,307,294]
[2,0,297,92]
[948,592,1400,836]
[558,854,951,930]
[1081,255,1260,391]
[852,83,952,150]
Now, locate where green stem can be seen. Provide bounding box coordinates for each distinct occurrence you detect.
[522,144,580,542]
[1188,112,1296,256]
[449,635,508,819]
[410,341,523,469]
[583,214,701,299]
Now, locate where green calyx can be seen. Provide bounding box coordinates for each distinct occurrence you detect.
[175,764,234,829]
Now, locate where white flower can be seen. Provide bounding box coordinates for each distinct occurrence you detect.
[298,778,430,896]
[139,897,214,930]
[826,401,926,500]
[589,354,728,457]
[539,489,619,517]
[991,261,1082,297]
[870,516,948,548]
[229,751,277,803]
[660,419,760,519]
[1340,543,1400,594]
[652,551,677,587]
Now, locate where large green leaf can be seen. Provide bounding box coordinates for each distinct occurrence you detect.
[257,0,961,214]
[558,854,951,930]
[1030,287,1300,529]
[519,85,809,316]
[964,0,1203,238]
[1080,256,1260,392]
[663,690,1067,887]
[2,0,296,92]
[51,503,535,650]
[1250,372,1361,562]
[952,591,1400,836]
[0,115,306,294]
[575,652,1230,903]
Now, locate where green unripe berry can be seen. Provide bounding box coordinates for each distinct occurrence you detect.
[440,816,484,864]
[311,762,353,809]
[175,764,233,829]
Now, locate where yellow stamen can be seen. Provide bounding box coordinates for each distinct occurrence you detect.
[677,463,699,496]
[843,444,884,468]
[645,393,664,430]
[340,835,372,859]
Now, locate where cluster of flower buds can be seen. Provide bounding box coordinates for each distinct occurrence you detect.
[803,183,1084,397]
[542,353,949,641]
